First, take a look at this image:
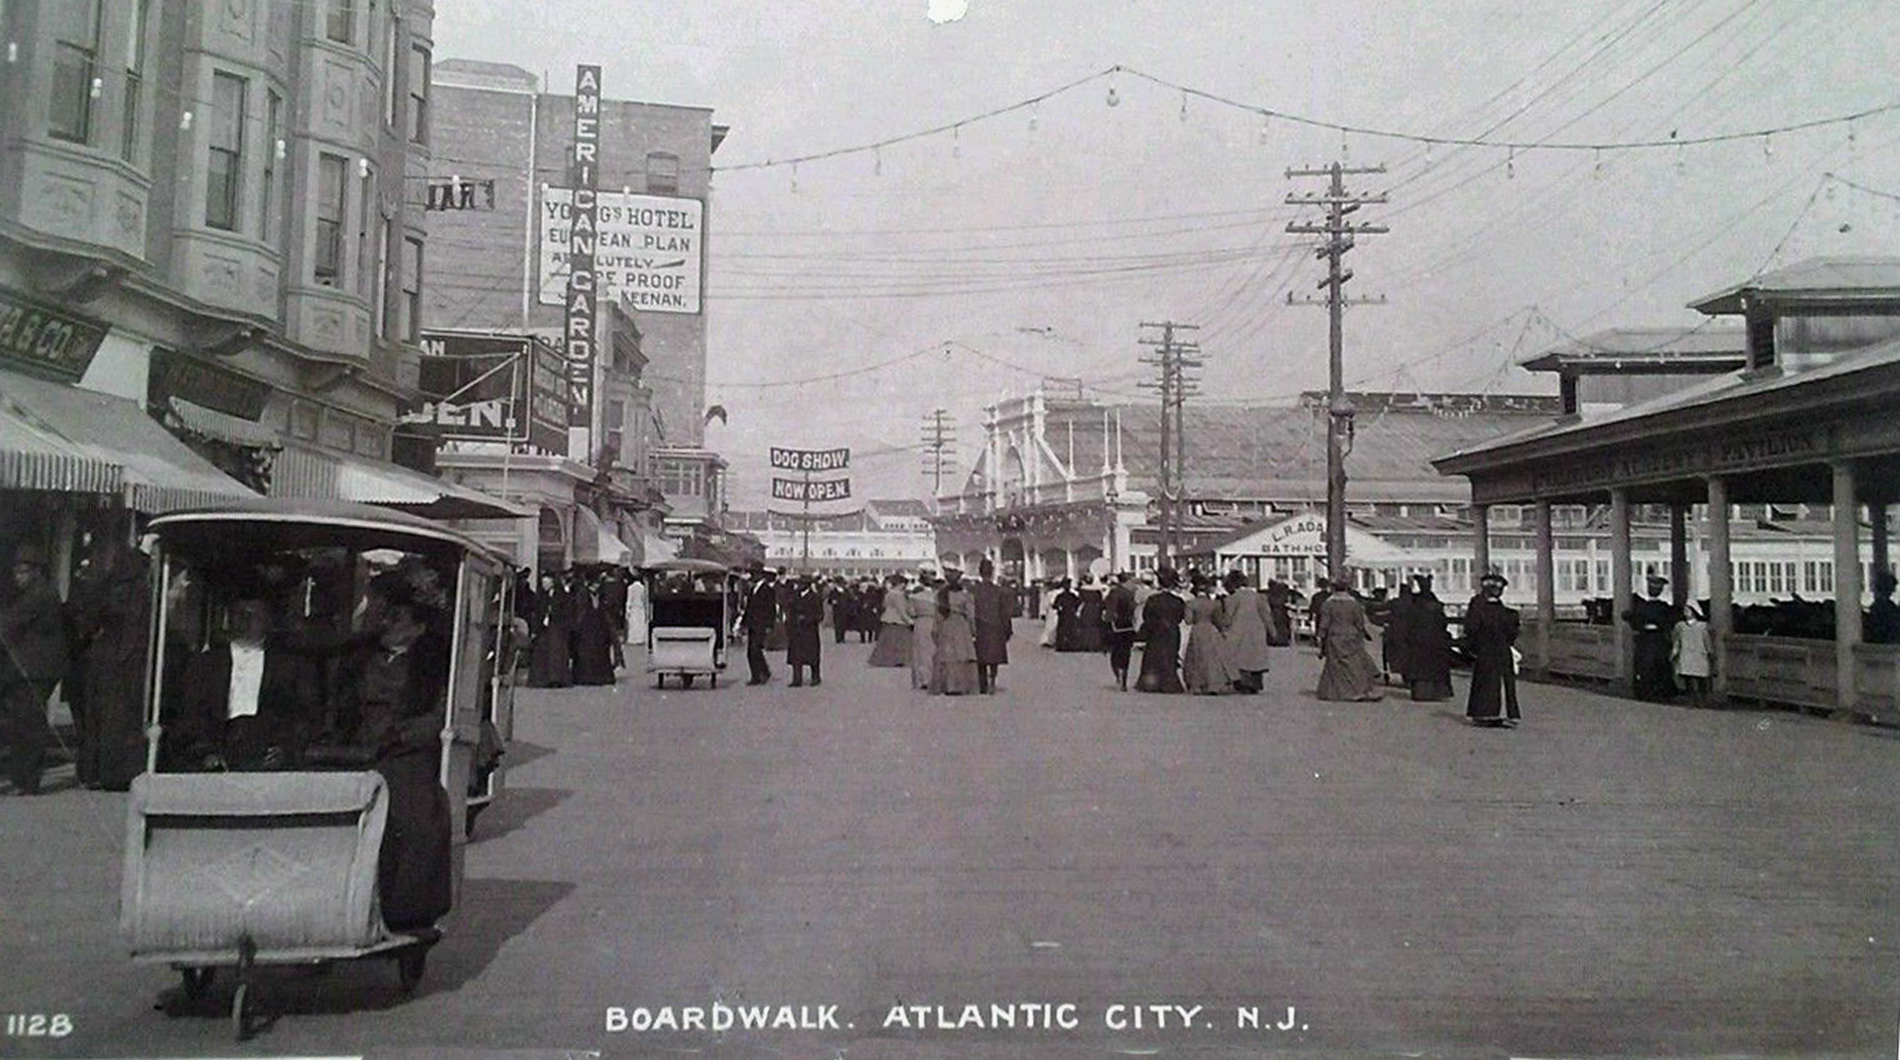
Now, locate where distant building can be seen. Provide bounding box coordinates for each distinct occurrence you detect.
[724,500,939,577]
[422,59,730,569]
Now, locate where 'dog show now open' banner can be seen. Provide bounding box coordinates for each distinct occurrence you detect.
[772,477,852,502]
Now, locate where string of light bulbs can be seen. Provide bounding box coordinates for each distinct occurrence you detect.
[707,62,1899,175]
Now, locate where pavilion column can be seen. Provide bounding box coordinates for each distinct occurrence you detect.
[1534,499,1555,675]
[1706,476,1732,700]
[1611,488,1634,696]
[1669,503,1690,610]
[1472,503,1491,584]
[1833,461,1864,714]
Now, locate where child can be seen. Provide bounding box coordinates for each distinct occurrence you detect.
[1672,603,1714,708]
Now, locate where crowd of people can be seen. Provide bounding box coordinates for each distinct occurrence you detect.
[518,566,635,689]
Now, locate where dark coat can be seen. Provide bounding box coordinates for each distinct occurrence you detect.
[1463,595,1520,719]
[1409,590,1455,696]
[1136,591,1186,693]
[1623,595,1678,698]
[65,552,151,788]
[785,586,824,665]
[971,579,1012,665]
[571,589,617,685]
[741,578,779,632]
[0,580,67,685]
[1053,589,1083,651]
[170,641,320,769]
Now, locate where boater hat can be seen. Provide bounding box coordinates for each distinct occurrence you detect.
[1480,570,1508,588]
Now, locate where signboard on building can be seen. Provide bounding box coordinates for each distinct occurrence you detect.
[149,348,270,420]
[538,190,704,315]
[0,289,108,381]
[562,64,603,432]
[772,476,852,503]
[769,447,851,472]
[411,332,567,455]
[426,178,496,212]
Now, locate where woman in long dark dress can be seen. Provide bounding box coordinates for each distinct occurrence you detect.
[1135,568,1186,693]
[1052,578,1082,651]
[571,577,618,685]
[1464,572,1521,726]
[1408,574,1455,701]
[1076,575,1105,652]
[527,572,573,688]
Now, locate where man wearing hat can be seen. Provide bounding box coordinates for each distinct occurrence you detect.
[1463,569,1521,727]
[740,561,779,685]
[1,545,69,794]
[1622,573,1679,701]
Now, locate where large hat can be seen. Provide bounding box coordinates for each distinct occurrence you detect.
[1480,569,1508,587]
[1646,572,1669,586]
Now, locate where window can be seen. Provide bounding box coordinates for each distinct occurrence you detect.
[407,45,430,144]
[1595,560,1609,592]
[326,0,354,44]
[382,21,399,126]
[205,73,246,231]
[646,152,680,195]
[400,236,423,341]
[371,217,389,337]
[261,91,282,245]
[315,154,346,283]
[357,165,375,298]
[121,0,149,160]
[49,0,100,142]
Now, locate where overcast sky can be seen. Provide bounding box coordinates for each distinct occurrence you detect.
[435,0,1900,507]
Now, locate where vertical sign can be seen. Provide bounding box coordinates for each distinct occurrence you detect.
[564,64,602,437]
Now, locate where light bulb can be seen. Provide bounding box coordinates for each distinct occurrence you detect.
[790,162,799,194]
[5,42,17,64]
[89,76,102,99]
[1028,104,1038,132]
[1257,114,1269,146]
[358,157,370,177]
[179,110,193,131]
[1593,149,1603,180]
[1762,134,1772,162]
[873,147,882,176]
[952,126,961,159]
[1106,85,1120,108]
[274,138,286,160]
[1179,93,1188,122]
[1506,147,1515,180]
[1424,142,1433,170]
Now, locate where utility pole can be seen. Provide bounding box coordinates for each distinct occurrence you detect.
[920,408,958,507]
[1287,162,1388,586]
[1138,321,1200,566]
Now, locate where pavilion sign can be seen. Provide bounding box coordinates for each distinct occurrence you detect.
[772,477,852,503]
[1529,425,1827,494]
[770,447,851,472]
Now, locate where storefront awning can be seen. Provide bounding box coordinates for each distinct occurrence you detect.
[273,443,534,520]
[574,507,634,565]
[642,530,679,564]
[0,368,257,511]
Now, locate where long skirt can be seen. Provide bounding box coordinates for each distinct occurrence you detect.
[572,614,617,686]
[1182,626,1236,695]
[528,627,572,687]
[1317,645,1383,701]
[1411,676,1454,701]
[911,619,937,690]
[1107,630,1136,675]
[869,623,912,666]
[1136,629,1184,693]
[375,748,453,931]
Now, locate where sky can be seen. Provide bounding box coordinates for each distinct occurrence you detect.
[434,0,1900,508]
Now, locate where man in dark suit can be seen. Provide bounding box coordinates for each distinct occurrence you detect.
[1622,573,1678,701]
[169,598,319,771]
[740,563,779,685]
[971,559,1012,694]
[1,546,68,795]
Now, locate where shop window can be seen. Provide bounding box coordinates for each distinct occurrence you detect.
[48,0,100,143]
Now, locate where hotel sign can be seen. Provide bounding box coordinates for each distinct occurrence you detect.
[0,289,107,381]
[538,190,704,315]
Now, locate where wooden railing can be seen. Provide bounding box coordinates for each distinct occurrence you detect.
[1852,643,1900,720]
[1722,634,1836,710]
[1523,619,1618,682]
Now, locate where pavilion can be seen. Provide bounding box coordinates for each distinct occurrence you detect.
[1433,257,1900,718]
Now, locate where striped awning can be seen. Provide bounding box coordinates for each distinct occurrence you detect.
[0,369,255,511]
[273,442,533,520]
